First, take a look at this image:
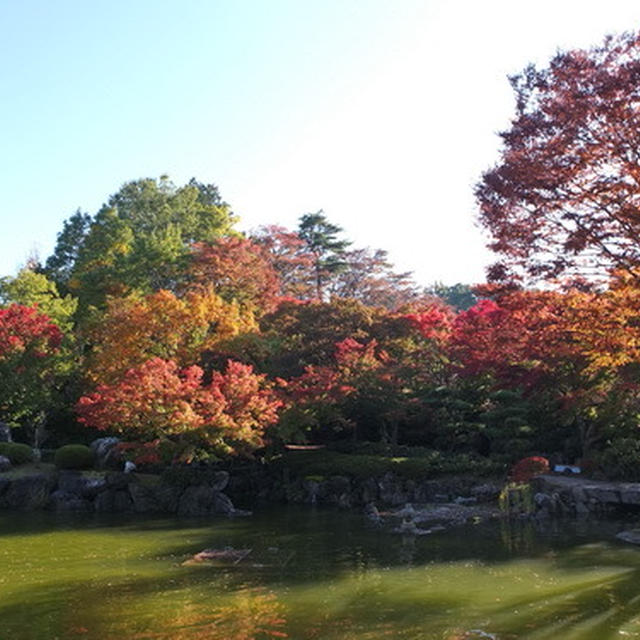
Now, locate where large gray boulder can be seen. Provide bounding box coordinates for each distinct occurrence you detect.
[128,483,179,514]
[176,484,241,517]
[303,478,323,504]
[57,471,107,498]
[105,471,136,490]
[177,485,215,516]
[90,437,121,469]
[209,470,229,492]
[3,474,55,510]
[48,490,92,512]
[128,483,161,513]
[213,492,236,515]
[94,489,133,513]
[327,475,352,508]
[378,473,407,505]
[360,477,379,503]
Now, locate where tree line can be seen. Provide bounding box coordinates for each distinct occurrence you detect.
[4,30,640,475]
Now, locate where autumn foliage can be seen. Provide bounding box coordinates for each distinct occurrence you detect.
[189,237,280,312]
[0,303,63,356]
[76,357,281,455]
[85,287,255,386]
[508,456,550,483]
[11,44,640,477]
[477,31,640,286]
[0,304,64,426]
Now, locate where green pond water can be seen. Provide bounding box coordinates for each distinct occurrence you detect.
[2,508,640,639]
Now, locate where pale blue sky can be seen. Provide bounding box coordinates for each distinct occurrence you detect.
[2,0,640,285]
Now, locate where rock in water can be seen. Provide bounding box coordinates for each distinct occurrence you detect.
[183,547,252,565]
[616,529,640,545]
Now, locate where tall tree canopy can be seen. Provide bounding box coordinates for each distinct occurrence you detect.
[328,247,418,308]
[0,268,77,332]
[297,211,350,300]
[426,282,477,312]
[251,225,316,300]
[252,220,417,308]
[85,288,255,386]
[477,31,640,285]
[0,304,64,428]
[45,176,237,308]
[188,237,280,312]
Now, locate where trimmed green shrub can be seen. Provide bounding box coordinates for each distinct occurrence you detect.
[0,442,34,464]
[54,444,95,470]
[269,449,505,480]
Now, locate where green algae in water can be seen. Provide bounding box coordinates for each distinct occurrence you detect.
[2,509,640,639]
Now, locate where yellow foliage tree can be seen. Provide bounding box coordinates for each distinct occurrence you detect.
[85,287,256,386]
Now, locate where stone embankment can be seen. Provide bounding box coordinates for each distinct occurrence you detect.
[532,474,640,516]
[0,464,504,516]
[245,472,502,509]
[0,468,244,516]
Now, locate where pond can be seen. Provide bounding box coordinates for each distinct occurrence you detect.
[2,507,640,639]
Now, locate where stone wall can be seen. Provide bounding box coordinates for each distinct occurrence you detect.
[0,466,502,515]
[228,469,501,509]
[532,474,640,517]
[0,469,242,516]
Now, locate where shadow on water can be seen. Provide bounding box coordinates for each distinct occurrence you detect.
[4,508,640,638]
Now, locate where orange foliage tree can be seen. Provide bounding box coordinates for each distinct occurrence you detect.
[188,237,281,312]
[85,287,256,386]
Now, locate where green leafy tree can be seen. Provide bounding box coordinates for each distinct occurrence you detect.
[427,282,477,311]
[257,298,384,378]
[45,176,238,310]
[44,210,92,289]
[0,268,78,332]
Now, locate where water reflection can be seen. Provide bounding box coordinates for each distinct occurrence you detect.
[2,509,640,639]
[125,588,288,640]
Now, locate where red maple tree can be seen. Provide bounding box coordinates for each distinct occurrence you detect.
[0,304,63,426]
[76,357,282,455]
[477,31,640,285]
